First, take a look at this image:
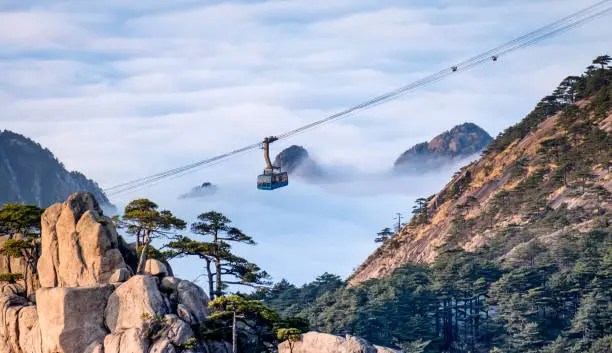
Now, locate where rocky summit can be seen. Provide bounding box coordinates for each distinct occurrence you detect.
[273,145,323,179]
[393,122,492,173]
[0,130,114,212]
[0,192,229,353]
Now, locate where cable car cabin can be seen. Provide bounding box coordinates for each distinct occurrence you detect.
[257,172,288,190]
[257,136,289,190]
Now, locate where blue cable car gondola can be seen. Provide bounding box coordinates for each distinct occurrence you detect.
[257,136,289,190]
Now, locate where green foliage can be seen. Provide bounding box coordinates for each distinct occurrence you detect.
[277,327,301,352]
[587,335,612,353]
[485,57,612,154]
[262,227,611,353]
[375,228,394,243]
[411,197,431,225]
[169,211,270,299]
[202,295,292,353]
[250,273,344,318]
[121,198,185,274]
[141,312,168,340]
[181,338,198,350]
[0,203,44,235]
[208,295,280,322]
[399,339,432,353]
[136,244,167,262]
[122,199,186,239]
[0,273,23,283]
[0,239,34,258]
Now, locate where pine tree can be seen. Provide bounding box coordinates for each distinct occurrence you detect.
[188,211,270,299]
[121,199,186,274]
[593,55,611,70]
[513,322,544,353]
[375,228,394,243]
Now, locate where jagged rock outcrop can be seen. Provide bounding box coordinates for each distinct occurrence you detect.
[176,279,209,325]
[0,130,115,211]
[105,275,168,332]
[278,332,401,353]
[394,122,492,173]
[273,145,324,179]
[0,192,227,353]
[37,193,129,288]
[104,328,149,353]
[37,285,115,353]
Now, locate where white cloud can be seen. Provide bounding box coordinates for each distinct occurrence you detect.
[1,0,611,285]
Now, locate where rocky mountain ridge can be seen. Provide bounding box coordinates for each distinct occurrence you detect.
[273,145,324,179]
[273,123,492,179]
[0,130,114,211]
[393,122,492,173]
[350,69,612,286]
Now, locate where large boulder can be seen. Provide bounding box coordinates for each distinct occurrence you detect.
[37,193,129,288]
[176,280,209,324]
[0,294,29,353]
[103,328,149,353]
[164,314,194,346]
[149,339,176,353]
[37,285,115,353]
[144,259,168,276]
[105,275,168,332]
[278,332,401,353]
[17,306,41,353]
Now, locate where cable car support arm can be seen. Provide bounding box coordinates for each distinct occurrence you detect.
[262,136,278,173]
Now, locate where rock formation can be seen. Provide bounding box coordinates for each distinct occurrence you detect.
[278,332,401,353]
[179,182,218,200]
[0,192,228,353]
[273,145,324,179]
[393,122,492,173]
[37,193,129,288]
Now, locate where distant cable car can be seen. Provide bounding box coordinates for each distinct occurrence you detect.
[492,55,498,62]
[257,136,289,190]
[451,66,458,72]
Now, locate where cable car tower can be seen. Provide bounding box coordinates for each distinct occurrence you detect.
[257,137,289,190]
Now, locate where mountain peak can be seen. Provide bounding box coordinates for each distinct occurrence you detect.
[394,122,492,172]
[273,145,310,173]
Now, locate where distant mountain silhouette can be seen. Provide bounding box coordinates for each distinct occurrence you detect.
[0,130,115,211]
[273,145,325,179]
[394,123,492,173]
[179,182,218,199]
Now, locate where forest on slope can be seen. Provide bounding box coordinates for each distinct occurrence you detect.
[253,56,612,353]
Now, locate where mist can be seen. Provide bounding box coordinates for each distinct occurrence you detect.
[110,153,480,287]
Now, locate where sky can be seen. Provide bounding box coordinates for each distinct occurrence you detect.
[1,0,611,288]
